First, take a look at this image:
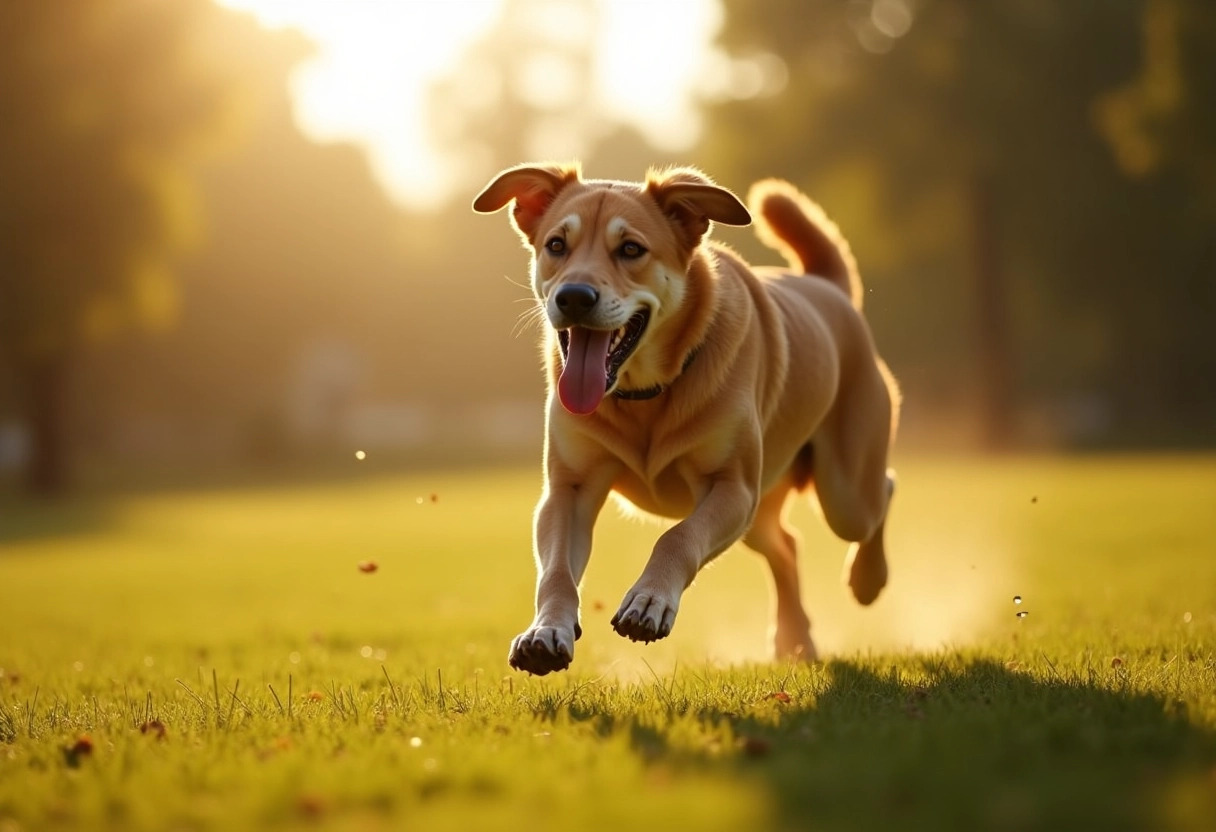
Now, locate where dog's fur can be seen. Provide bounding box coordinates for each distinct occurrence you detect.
[474,163,899,674]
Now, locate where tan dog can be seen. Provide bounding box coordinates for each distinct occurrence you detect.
[474,163,899,675]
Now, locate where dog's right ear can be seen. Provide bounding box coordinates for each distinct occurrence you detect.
[472,163,582,243]
[647,167,751,252]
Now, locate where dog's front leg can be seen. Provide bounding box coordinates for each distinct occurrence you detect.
[508,471,612,675]
[612,465,759,643]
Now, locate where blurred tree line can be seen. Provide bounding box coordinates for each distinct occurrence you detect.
[704,0,1216,447]
[1,0,1212,497]
[0,0,541,495]
[0,0,252,493]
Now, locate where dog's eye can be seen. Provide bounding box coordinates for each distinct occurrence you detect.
[618,241,646,259]
[545,237,566,255]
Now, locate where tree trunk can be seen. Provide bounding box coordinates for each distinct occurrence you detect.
[22,355,71,496]
[969,176,1017,448]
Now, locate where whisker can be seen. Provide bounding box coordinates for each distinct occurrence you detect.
[519,310,545,329]
[512,319,537,340]
[501,273,532,292]
[512,304,547,339]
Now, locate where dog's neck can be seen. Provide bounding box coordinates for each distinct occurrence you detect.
[613,347,701,401]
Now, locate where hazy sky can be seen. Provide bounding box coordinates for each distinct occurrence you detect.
[215,0,723,209]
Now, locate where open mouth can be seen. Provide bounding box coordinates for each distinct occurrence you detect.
[558,308,650,390]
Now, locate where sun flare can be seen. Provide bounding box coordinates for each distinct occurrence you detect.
[214,0,722,209]
[216,0,502,208]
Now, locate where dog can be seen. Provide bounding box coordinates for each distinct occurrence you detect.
[473,163,899,675]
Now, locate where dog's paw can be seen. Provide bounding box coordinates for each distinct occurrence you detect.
[508,625,577,675]
[611,588,678,643]
[773,627,819,662]
[844,540,888,606]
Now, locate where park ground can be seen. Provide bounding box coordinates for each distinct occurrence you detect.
[1,454,1215,831]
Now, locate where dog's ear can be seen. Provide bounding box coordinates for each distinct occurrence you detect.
[647,168,751,249]
[472,163,582,242]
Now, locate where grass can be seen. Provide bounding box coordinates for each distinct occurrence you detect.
[1,454,1214,831]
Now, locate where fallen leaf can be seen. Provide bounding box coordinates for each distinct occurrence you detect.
[139,720,167,740]
[63,735,94,767]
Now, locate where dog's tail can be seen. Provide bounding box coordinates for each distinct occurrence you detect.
[748,179,863,310]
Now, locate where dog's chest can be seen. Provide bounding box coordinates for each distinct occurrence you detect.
[611,466,698,519]
[560,404,735,518]
[599,425,720,518]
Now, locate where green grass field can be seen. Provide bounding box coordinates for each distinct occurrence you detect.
[2,455,1215,831]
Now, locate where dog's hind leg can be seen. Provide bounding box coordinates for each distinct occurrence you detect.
[743,482,818,660]
[811,364,897,606]
[839,474,894,605]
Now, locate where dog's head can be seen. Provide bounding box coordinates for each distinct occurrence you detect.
[474,163,750,415]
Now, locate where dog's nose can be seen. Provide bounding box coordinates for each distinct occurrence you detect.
[554,283,599,318]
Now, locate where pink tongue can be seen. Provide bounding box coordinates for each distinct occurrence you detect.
[558,328,611,415]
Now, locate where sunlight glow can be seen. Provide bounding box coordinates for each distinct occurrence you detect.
[593,0,723,150]
[215,0,724,209]
[217,0,503,209]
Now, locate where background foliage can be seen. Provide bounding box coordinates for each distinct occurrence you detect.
[0,0,1212,494]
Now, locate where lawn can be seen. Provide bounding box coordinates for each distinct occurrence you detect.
[1,455,1214,831]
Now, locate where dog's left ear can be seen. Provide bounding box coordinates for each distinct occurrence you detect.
[473,163,582,243]
[647,168,751,249]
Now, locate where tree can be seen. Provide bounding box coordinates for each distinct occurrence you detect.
[1097,0,1216,199]
[1093,0,1216,436]
[703,0,1215,447]
[0,0,254,493]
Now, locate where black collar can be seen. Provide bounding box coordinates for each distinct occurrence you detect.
[612,347,700,401]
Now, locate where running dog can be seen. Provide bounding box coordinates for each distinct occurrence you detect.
[473,163,899,674]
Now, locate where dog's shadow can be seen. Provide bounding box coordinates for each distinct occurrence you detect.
[581,658,1216,831]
